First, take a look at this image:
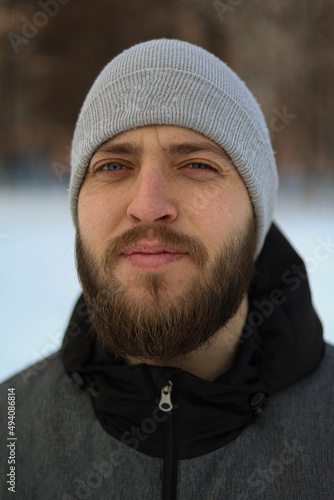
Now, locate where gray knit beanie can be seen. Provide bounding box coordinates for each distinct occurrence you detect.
[70,38,278,256]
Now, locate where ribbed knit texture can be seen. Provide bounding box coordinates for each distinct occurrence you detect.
[70,38,278,256]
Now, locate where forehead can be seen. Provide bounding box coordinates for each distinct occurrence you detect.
[93,125,232,163]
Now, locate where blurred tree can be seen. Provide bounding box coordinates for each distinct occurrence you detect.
[0,0,333,183]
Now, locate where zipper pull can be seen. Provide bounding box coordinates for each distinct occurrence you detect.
[159,380,173,412]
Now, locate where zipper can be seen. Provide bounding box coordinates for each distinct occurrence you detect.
[159,380,173,412]
[159,380,178,500]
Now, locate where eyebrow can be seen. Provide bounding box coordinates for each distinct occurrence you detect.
[94,141,232,164]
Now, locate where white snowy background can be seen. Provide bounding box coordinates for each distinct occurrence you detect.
[0,182,333,383]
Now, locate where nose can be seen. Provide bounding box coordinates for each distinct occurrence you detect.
[127,163,178,224]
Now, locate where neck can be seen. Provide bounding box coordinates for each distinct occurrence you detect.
[126,295,248,382]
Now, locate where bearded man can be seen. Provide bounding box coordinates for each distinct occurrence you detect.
[0,39,333,500]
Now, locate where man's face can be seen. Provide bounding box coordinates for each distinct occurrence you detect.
[76,125,256,361]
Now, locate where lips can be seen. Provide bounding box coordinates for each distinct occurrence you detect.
[122,244,187,255]
[121,244,188,269]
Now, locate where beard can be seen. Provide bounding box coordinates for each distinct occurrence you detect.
[75,220,256,363]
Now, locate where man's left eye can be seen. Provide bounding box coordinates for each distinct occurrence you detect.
[101,163,124,171]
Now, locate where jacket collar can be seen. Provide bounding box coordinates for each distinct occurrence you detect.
[62,224,324,459]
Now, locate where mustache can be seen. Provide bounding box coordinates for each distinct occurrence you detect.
[102,224,209,270]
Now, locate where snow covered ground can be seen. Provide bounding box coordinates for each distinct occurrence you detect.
[0,184,333,383]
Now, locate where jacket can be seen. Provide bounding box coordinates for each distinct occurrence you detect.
[1,224,333,500]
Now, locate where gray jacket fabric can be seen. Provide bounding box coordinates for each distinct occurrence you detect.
[0,344,334,499]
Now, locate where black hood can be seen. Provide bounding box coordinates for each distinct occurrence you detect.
[62,224,324,460]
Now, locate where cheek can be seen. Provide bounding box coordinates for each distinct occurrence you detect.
[186,186,238,227]
[78,187,124,245]
[186,183,253,238]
